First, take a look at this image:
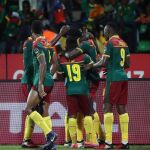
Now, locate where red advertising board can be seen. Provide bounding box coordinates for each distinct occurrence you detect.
[0,81,150,145]
[0,55,6,80]
[0,54,150,79]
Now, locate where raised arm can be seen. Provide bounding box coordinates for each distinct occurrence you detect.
[50,25,70,47]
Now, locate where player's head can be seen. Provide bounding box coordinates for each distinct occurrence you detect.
[104,22,117,40]
[66,27,82,51]
[31,20,43,35]
[22,0,30,13]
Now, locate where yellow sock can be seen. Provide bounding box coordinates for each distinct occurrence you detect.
[23,115,34,140]
[68,118,77,144]
[29,111,50,135]
[119,113,129,144]
[84,116,93,142]
[104,113,114,144]
[93,112,105,141]
[91,118,97,144]
[43,116,52,136]
[77,113,84,142]
[64,114,71,142]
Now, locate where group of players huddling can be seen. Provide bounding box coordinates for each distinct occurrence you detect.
[21,20,130,150]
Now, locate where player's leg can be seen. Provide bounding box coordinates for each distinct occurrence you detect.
[64,113,72,147]
[76,112,84,148]
[79,95,93,144]
[42,86,57,150]
[67,95,78,148]
[90,81,105,144]
[21,84,36,148]
[25,88,56,150]
[116,81,129,149]
[103,80,115,149]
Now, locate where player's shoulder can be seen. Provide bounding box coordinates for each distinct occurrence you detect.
[23,37,33,50]
[110,35,128,47]
[33,36,47,48]
[58,53,68,64]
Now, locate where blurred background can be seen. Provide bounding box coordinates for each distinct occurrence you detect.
[0,0,149,54]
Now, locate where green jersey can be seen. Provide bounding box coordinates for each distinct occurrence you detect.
[104,35,130,81]
[58,54,93,95]
[79,41,100,81]
[32,36,54,87]
[21,37,34,85]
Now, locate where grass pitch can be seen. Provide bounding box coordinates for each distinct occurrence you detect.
[0,145,150,150]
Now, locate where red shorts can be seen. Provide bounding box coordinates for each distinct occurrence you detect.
[67,95,90,116]
[22,84,29,98]
[32,86,53,103]
[90,81,99,100]
[104,81,128,105]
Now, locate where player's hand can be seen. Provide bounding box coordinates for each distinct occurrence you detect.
[59,25,70,36]
[38,83,47,98]
[82,64,93,71]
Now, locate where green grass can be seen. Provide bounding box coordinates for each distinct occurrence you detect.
[0,145,150,150]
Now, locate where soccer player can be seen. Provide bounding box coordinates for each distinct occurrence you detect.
[21,36,39,148]
[64,28,105,146]
[91,22,130,149]
[24,20,59,150]
[58,28,94,148]
[21,23,70,149]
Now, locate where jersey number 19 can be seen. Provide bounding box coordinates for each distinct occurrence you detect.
[66,64,81,82]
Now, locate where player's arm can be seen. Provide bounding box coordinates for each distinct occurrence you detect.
[51,51,58,76]
[33,42,47,98]
[37,54,47,98]
[124,48,130,69]
[83,54,94,70]
[57,57,65,80]
[93,41,111,68]
[65,41,89,59]
[49,25,70,47]
[93,55,109,68]
[65,47,83,59]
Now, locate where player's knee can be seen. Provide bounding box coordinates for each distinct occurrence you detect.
[103,103,112,113]
[25,107,32,115]
[116,105,126,115]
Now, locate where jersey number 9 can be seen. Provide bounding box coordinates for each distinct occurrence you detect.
[66,64,81,82]
[120,48,125,67]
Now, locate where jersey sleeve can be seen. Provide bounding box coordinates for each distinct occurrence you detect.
[33,41,44,58]
[103,41,112,57]
[57,58,64,74]
[79,41,91,53]
[84,54,93,64]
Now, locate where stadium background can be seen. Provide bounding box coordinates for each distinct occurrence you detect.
[0,0,150,149]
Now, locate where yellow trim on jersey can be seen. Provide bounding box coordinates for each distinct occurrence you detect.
[57,71,64,74]
[37,53,44,59]
[109,35,119,41]
[60,61,84,65]
[103,54,110,58]
[77,38,80,46]
[76,48,83,53]
[114,46,128,48]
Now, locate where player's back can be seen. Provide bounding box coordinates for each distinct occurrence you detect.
[80,41,97,63]
[106,35,130,81]
[32,36,54,73]
[21,37,34,84]
[59,54,92,95]
[32,36,54,87]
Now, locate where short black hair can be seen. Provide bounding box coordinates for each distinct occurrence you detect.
[23,0,30,6]
[31,20,43,34]
[106,22,118,33]
[66,26,82,50]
